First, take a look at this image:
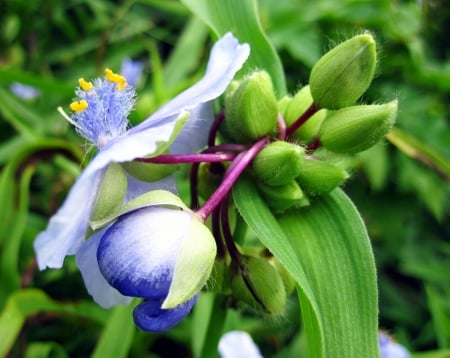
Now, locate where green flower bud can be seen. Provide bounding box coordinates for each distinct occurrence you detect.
[277,95,292,116]
[257,180,309,212]
[252,141,305,186]
[91,163,127,221]
[295,159,349,196]
[122,161,178,182]
[224,70,278,143]
[284,85,327,142]
[197,162,226,199]
[310,33,376,109]
[231,256,286,315]
[319,100,398,153]
[269,256,296,296]
[206,258,231,294]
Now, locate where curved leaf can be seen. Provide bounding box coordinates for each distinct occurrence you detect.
[233,177,379,357]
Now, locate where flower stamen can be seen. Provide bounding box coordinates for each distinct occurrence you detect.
[105,68,128,91]
[78,78,93,91]
[70,100,88,112]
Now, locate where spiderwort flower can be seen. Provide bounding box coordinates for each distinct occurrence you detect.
[89,204,216,332]
[121,57,144,87]
[379,331,411,358]
[10,82,41,100]
[34,32,250,303]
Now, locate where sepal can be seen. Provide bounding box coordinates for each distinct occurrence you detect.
[252,141,305,186]
[319,100,398,153]
[122,161,178,182]
[257,180,308,212]
[284,85,327,142]
[231,255,286,315]
[162,215,216,308]
[90,163,127,222]
[224,70,278,143]
[90,189,189,230]
[295,159,349,196]
[310,34,377,109]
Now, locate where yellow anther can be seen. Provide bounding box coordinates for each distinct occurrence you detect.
[78,78,93,91]
[104,68,127,90]
[70,100,88,112]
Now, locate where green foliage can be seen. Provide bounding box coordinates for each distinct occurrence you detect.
[1,0,449,356]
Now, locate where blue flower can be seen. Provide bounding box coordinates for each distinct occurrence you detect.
[218,331,263,358]
[10,82,41,100]
[34,31,250,301]
[379,331,411,358]
[82,205,215,332]
[120,57,144,87]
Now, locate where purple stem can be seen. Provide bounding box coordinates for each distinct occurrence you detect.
[285,103,319,138]
[196,137,269,222]
[136,152,236,164]
[208,110,225,147]
[189,162,200,209]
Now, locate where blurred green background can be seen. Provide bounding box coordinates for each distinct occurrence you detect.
[1,0,449,357]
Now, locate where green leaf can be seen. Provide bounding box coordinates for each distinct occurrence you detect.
[181,0,286,96]
[233,177,379,357]
[0,289,107,358]
[232,177,324,356]
[91,305,136,358]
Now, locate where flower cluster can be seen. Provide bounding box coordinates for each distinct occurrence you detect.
[35,32,398,336]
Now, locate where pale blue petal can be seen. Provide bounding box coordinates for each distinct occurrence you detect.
[34,168,102,269]
[125,174,177,202]
[131,33,250,132]
[218,331,263,358]
[75,229,133,308]
[170,102,213,154]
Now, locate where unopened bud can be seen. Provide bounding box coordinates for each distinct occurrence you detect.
[91,163,127,221]
[257,180,308,212]
[310,34,377,109]
[231,256,286,315]
[197,162,226,199]
[295,159,349,196]
[252,141,305,186]
[319,100,398,153]
[224,70,278,143]
[284,85,327,142]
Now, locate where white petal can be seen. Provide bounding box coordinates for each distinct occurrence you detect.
[34,168,102,269]
[75,229,133,308]
[218,331,263,358]
[132,33,250,131]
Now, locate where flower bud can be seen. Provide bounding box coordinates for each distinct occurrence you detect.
[257,180,308,212]
[319,100,398,153]
[224,70,278,143]
[91,163,127,222]
[231,256,286,315]
[284,85,327,142]
[309,34,377,109]
[295,159,349,196]
[252,141,305,186]
[206,258,231,294]
[197,162,226,199]
[122,161,178,182]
